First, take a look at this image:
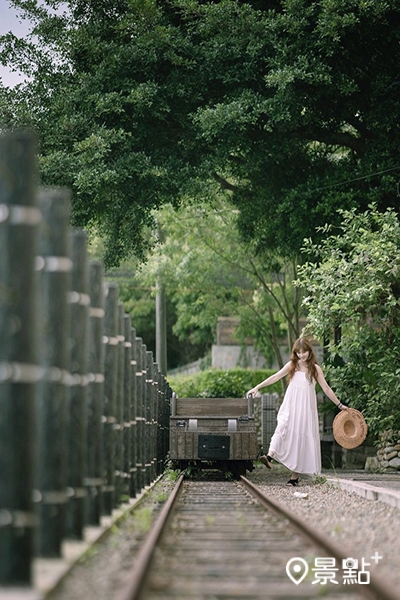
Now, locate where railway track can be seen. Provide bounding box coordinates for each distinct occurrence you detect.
[118,473,398,600]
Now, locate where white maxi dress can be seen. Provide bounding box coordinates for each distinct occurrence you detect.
[269,371,321,475]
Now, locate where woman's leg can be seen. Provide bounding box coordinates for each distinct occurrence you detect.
[287,471,299,485]
[260,450,274,468]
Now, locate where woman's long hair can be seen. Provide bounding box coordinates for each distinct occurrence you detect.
[288,338,318,383]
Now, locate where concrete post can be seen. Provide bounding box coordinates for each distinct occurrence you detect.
[102,283,119,514]
[65,230,89,539]
[0,131,40,584]
[86,261,105,524]
[36,187,72,557]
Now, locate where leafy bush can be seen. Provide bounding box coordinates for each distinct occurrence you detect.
[324,327,400,436]
[297,206,400,437]
[168,368,282,398]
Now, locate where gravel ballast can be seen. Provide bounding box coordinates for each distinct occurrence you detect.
[247,466,400,590]
[45,466,400,599]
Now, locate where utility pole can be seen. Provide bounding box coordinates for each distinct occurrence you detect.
[154,219,167,376]
[155,282,167,375]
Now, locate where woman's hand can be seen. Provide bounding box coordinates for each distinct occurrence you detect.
[246,387,258,397]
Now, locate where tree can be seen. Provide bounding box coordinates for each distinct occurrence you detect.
[296,205,400,436]
[140,198,302,369]
[1,0,399,266]
[87,236,209,370]
[192,0,400,256]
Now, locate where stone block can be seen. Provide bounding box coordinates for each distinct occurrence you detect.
[388,456,400,470]
[385,450,398,461]
[365,456,379,472]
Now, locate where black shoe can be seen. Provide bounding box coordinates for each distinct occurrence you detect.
[287,478,299,486]
[260,455,272,469]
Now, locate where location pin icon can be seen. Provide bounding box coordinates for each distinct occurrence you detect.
[286,557,309,585]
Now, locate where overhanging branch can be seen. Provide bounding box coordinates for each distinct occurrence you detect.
[213,172,238,193]
[293,126,366,157]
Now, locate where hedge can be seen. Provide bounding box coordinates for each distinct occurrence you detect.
[167,368,282,398]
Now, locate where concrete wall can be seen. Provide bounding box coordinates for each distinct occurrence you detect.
[211,344,269,370]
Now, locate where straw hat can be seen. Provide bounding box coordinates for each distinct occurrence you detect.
[333,408,368,449]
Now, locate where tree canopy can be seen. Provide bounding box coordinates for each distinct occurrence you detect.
[140,198,302,367]
[2,0,400,435]
[1,0,399,265]
[296,205,400,435]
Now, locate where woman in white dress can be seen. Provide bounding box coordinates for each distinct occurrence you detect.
[247,338,348,486]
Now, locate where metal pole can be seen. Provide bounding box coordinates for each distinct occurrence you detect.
[0,131,40,585]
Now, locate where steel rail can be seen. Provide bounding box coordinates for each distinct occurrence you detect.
[117,473,185,600]
[241,475,399,600]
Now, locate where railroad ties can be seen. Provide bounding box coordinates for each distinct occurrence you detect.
[0,131,171,594]
[119,475,398,600]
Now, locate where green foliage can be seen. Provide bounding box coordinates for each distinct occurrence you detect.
[296,205,400,436]
[87,235,209,369]
[132,506,153,535]
[92,188,301,370]
[101,269,209,369]
[314,475,327,485]
[183,462,207,479]
[168,368,282,398]
[325,328,400,436]
[3,0,400,436]
[141,200,302,367]
[1,0,399,266]
[164,466,180,482]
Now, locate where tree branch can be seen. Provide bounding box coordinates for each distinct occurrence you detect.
[293,127,366,157]
[213,172,238,193]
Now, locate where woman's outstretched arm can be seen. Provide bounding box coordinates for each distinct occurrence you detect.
[246,362,290,396]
